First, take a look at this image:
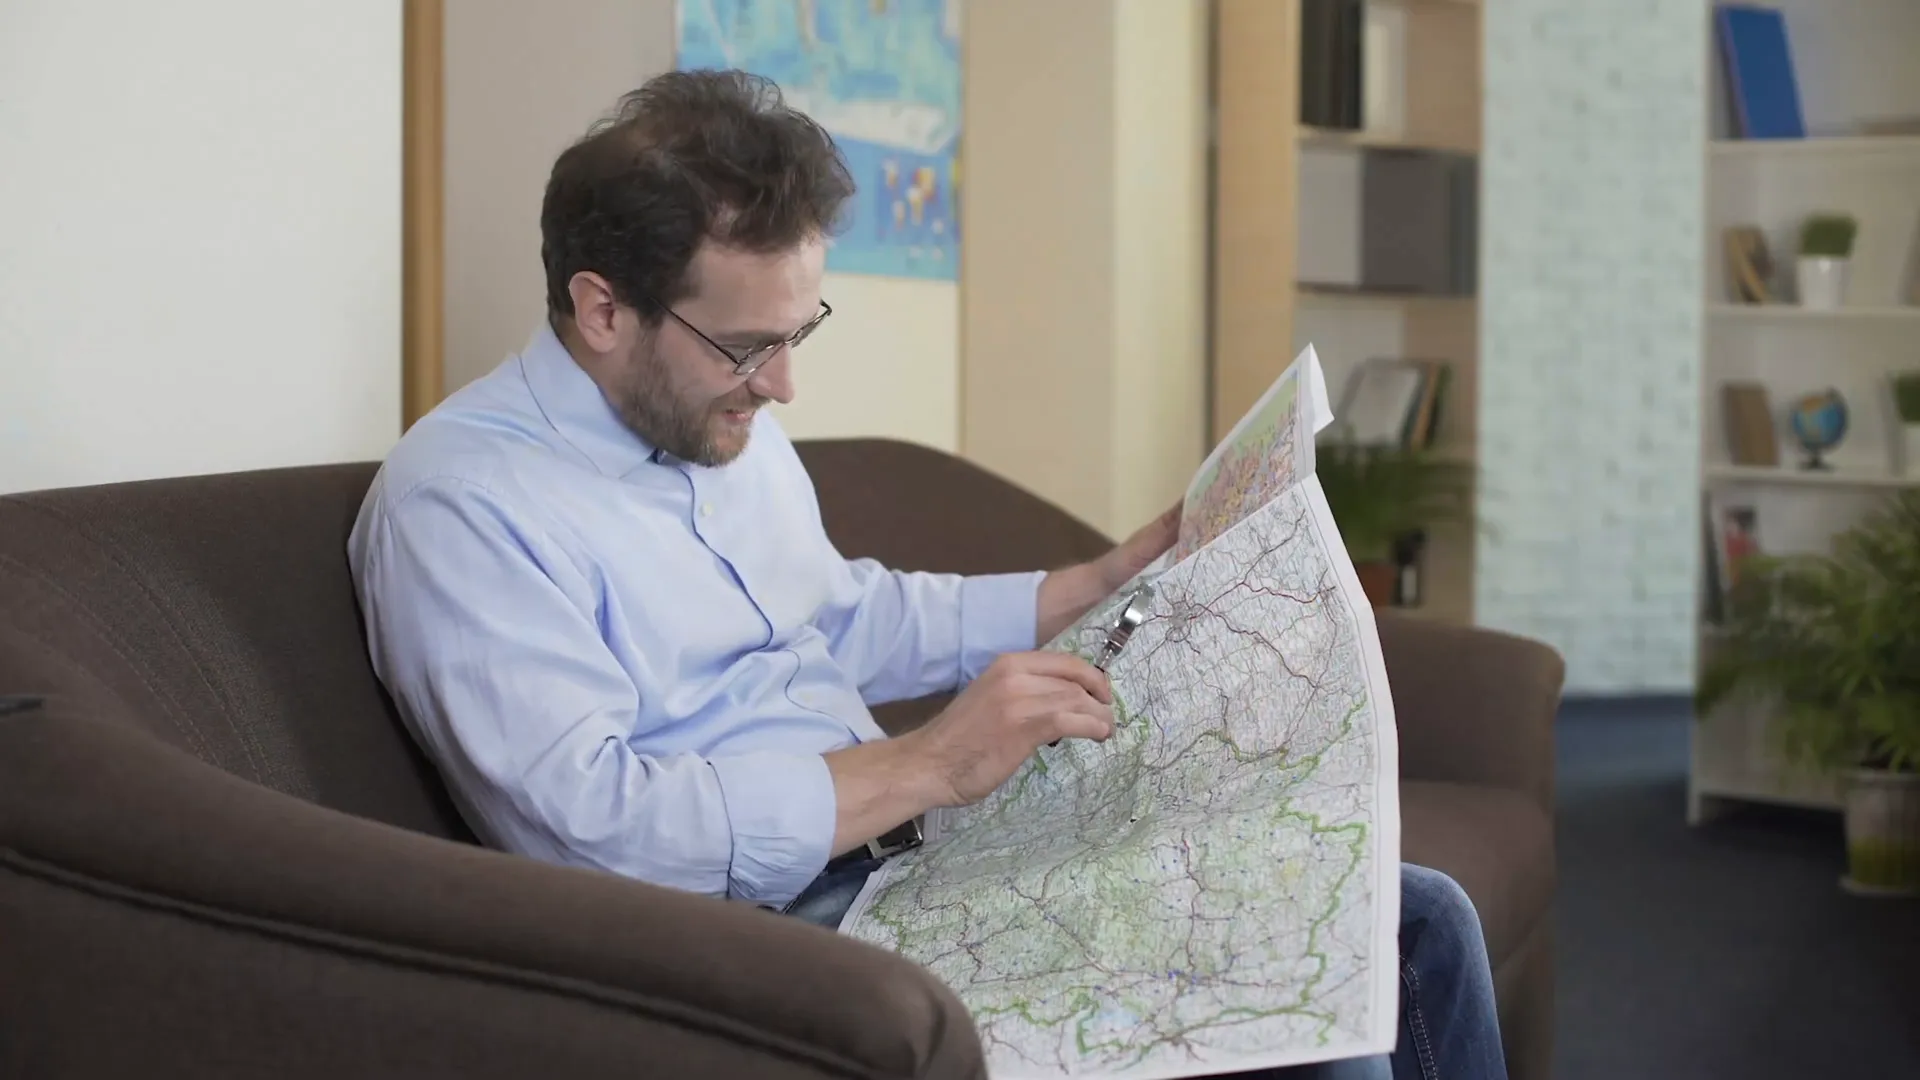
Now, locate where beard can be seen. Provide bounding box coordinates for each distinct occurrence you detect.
[610,338,766,467]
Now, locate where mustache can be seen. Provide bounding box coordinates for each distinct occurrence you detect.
[713,390,772,412]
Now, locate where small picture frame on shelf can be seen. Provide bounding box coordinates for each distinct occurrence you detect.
[1723,226,1773,304]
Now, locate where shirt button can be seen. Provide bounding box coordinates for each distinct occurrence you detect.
[699,502,714,518]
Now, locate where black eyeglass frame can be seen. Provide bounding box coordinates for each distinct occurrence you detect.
[646,295,832,377]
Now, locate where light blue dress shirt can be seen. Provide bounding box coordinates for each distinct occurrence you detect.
[349,323,1044,907]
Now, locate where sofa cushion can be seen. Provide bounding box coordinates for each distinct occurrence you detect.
[1401,779,1555,969]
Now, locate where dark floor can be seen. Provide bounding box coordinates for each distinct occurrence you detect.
[1553,699,1920,1080]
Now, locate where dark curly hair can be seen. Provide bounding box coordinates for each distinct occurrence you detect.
[539,69,855,322]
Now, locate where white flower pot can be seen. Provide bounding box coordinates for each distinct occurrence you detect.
[1796,256,1850,310]
[1902,424,1920,476]
[1842,768,1920,897]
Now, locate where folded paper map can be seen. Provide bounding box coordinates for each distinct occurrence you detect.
[841,345,1401,1079]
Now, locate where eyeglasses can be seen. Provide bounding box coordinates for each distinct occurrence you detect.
[646,296,832,377]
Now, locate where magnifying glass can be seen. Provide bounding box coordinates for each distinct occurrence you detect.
[1092,582,1155,673]
[1050,582,1154,746]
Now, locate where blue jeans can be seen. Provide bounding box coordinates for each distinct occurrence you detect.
[786,861,1507,1080]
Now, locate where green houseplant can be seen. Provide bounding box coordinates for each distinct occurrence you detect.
[1696,489,1920,895]
[1315,441,1474,607]
[1893,371,1920,476]
[1799,213,1858,259]
[1795,212,1858,310]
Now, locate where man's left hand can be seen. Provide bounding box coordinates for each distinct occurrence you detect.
[1035,503,1181,644]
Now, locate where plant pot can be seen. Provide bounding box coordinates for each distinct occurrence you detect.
[1796,256,1850,310]
[1841,768,1920,897]
[1899,423,1920,476]
[1355,561,1396,607]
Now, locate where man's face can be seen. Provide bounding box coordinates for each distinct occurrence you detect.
[607,238,822,467]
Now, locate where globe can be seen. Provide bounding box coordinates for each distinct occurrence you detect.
[1788,389,1849,470]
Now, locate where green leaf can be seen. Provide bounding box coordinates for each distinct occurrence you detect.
[1699,490,1920,774]
[1314,440,1475,563]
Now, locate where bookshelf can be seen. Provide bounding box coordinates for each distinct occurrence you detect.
[1212,0,1484,625]
[1710,134,1920,158]
[1690,0,1920,824]
[1708,302,1920,323]
[1703,464,1920,491]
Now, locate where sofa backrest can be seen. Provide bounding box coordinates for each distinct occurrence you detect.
[0,462,475,841]
[0,439,1111,835]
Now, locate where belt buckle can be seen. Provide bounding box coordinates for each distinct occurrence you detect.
[865,818,924,861]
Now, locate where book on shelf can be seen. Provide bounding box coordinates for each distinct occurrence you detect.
[1326,358,1453,451]
[1300,0,1364,131]
[1714,3,1806,140]
[1703,494,1763,623]
[1721,382,1780,467]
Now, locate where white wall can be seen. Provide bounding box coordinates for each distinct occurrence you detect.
[1476,0,1708,694]
[443,0,958,450]
[0,0,402,495]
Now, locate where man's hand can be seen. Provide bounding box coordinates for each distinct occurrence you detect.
[908,651,1115,807]
[823,651,1114,855]
[1035,503,1182,643]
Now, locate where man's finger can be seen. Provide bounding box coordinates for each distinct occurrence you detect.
[1031,686,1109,716]
[1041,704,1115,745]
[1009,651,1113,702]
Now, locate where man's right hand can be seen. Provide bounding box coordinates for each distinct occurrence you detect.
[909,651,1115,808]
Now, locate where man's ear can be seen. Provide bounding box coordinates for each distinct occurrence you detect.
[566,271,625,354]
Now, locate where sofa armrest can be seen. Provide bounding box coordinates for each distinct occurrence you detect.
[0,709,984,1080]
[1376,613,1566,813]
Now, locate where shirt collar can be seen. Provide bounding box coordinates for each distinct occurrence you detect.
[518,319,662,478]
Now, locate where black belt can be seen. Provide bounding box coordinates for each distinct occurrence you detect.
[825,817,923,873]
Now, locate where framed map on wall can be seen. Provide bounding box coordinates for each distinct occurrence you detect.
[676,0,962,282]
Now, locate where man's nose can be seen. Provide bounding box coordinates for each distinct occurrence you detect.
[747,347,796,405]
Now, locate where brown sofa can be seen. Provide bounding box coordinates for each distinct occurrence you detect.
[0,439,1563,1080]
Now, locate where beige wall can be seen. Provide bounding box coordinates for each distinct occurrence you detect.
[1111,0,1212,534]
[962,0,1211,536]
[443,0,1208,518]
[443,0,672,394]
[443,0,957,450]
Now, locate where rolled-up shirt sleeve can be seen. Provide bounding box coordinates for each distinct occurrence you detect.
[959,570,1045,680]
[355,477,831,906]
[814,556,1045,704]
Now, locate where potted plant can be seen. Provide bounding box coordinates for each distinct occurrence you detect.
[1315,441,1474,607]
[1696,489,1920,896]
[1796,212,1857,310]
[1893,371,1920,476]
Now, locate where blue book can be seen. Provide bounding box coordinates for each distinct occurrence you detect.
[1716,4,1806,139]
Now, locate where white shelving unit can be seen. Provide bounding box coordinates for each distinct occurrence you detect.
[1703,464,1920,490]
[1690,0,1920,825]
[1710,134,1920,158]
[1707,302,1920,323]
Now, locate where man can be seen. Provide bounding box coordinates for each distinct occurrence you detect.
[350,70,1506,1080]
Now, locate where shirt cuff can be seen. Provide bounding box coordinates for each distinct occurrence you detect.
[958,570,1045,683]
[708,752,836,906]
